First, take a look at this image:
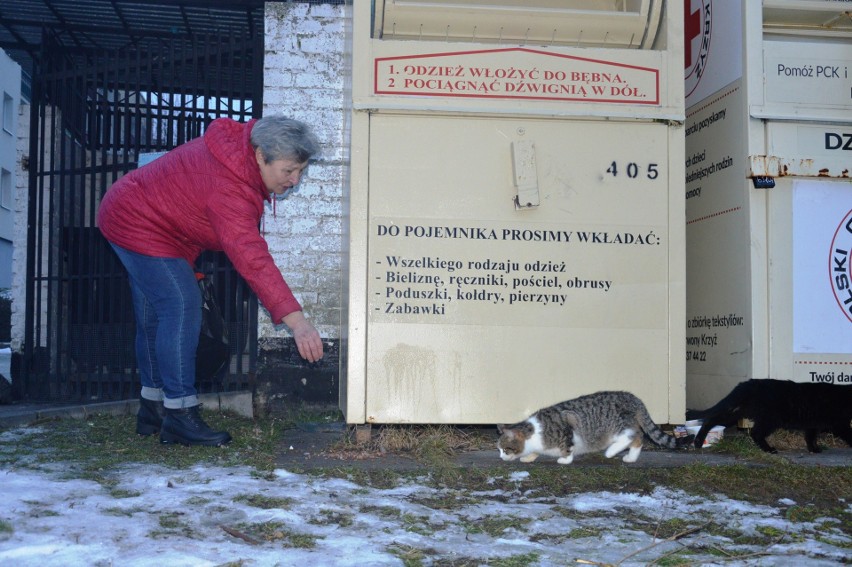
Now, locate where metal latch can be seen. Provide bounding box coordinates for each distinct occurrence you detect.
[751,176,775,189]
[511,139,540,210]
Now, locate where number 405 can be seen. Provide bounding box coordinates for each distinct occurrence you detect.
[606,161,659,180]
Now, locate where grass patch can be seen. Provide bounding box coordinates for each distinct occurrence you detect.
[269,402,344,429]
[359,504,403,519]
[108,488,141,499]
[309,509,355,528]
[236,520,319,548]
[665,463,852,511]
[102,506,143,517]
[567,527,603,539]
[530,526,603,544]
[407,492,483,511]
[708,428,849,455]
[387,543,429,566]
[0,411,288,477]
[707,431,776,458]
[149,511,199,539]
[7,413,803,516]
[184,496,211,506]
[0,519,12,534]
[2,412,850,553]
[232,493,294,509]
[332,467,404,490]
[311,459,851,538]
[463,516,531,537]
[401,513,435,535]
[654,551,700,567]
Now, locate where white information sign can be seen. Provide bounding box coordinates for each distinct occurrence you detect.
[374,47,660,105]
[764,41,851,110]
[793,180,852,354]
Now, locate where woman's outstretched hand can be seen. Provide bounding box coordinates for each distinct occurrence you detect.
[282,311,324,362]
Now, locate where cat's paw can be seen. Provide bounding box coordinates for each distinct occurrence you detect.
[520,453,539,463]
[557,455,574,465]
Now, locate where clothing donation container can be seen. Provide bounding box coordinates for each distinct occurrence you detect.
[342,0,686,425]
[684,1,852,409]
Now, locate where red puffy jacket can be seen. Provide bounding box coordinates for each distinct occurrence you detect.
[97,118,301,323]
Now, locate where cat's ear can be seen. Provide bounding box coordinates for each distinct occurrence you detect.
[497,425,516,439]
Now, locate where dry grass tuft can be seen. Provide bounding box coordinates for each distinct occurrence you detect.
[714,426,850,454]
[375,424,492,453]
[764,429,848,451]
[323,424,495,465]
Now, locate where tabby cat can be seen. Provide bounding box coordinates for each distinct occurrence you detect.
[686,379,852,453]
[497,391,689,464]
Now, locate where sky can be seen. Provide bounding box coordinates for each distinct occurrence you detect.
[0,426,850,566]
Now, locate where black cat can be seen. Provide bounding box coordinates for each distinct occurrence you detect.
[686,379,852,453]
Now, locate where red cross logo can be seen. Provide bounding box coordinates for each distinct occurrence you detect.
[685,0,702,70]
[684,0,712,99]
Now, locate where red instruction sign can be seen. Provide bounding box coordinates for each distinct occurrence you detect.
[374,47,660,105]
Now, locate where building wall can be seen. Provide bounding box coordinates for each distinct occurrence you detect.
[0,50,21,290]
[255,2,347,407]
[260,2,346,342]
[10,102,28,352]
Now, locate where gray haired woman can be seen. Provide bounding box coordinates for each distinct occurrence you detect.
[98,115,324,446]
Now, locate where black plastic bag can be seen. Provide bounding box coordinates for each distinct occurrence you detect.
[196,276,230,381]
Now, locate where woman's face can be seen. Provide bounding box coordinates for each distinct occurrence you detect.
[255,149,308,196]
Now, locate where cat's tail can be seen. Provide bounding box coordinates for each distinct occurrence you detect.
[636,409,680,449]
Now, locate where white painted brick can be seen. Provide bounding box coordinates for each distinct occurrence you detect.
[10,103,30,351]
[320,216,343,235]
[261,2,347,342]
[305,4,341,19]
[289,217,320,235]
[264,69,295,88]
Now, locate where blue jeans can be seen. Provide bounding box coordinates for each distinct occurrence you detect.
[110,243,201,409]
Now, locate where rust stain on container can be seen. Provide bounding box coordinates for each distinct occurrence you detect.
[750,155,846,179]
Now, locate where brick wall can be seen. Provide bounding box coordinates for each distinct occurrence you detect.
[256,2,347,405]
[260,2,346,343]
[10,102,29,353]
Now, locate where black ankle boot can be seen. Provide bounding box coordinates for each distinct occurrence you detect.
[136,398,166,436]
[159,405,232,447]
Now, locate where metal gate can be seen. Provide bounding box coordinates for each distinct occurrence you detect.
[18,29,263,402]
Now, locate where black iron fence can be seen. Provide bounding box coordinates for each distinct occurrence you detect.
[17,28,264,402]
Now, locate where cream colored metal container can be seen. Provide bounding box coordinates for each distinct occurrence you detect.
[684,1,852,408]
[343,0,686,425]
